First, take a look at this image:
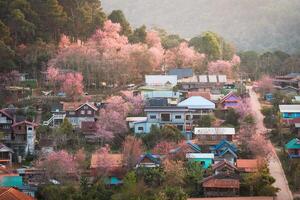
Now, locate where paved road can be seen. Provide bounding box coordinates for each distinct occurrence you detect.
[248,86,293,200]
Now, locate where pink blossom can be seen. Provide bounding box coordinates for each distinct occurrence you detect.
[164,42,205,68]
[208,60,233,77]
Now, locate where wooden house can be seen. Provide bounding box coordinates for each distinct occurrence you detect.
[285,138,300,158]
[212,159,237,175]
[136,153,161,168]
[0,143,13,166]
[201,173,240,197]
[0,187,35,200]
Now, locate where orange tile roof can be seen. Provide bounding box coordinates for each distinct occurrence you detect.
[202,178,240,189]
[90,153,123,169]
[0,187,35,200]
[188,197,274,200]
[236,159,258,172]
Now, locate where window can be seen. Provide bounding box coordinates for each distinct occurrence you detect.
[80,110,85,115]
[193,115,200,120]
[175,115,182,119]
[69,111,75,115]
[18,126,21,130]
[84,106,88,109]
[161,113,171,122]
[200,161,205,166]
[186,115,191,120]
[28,127,32,131]
[177,125,183,131]
[87,110,92,115]
[138,127,144,131]
[150,115,156,119]
[3,125,10,129]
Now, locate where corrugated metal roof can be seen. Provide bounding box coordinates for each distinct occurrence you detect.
[186,153,214,159]
[279,104,300,113]
[145,75,177,86]
[167,68,193,79]
[194,128,235,135]
[177,96,215,109]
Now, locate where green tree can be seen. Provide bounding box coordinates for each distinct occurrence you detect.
[108,10,132,36]
[136,167,165,187]
[161,125,183,143]
[184,162,204,196]
[59,118,73,135]
[141,125,162,149]
[112,171,151,200]
[30,0,67,41]
[225,108,240,127]
[156,187,187,200]
[196,115,213,127]
[129,25,147,44]
[240,164,279,196]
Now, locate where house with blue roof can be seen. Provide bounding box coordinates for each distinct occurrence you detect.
[136,153,161,168]
[285,138,300,158]
[169,140,201,154]
[210,139,237,155]
[215,148,237,165]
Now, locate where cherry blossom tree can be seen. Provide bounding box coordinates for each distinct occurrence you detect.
[122,91,144,115]
[105,95,130,117]
[122,135,143,170]
[164,42,205,69]
[61,72,84,99]
[59,34,71,49]
[208,60,233,77]
[36,150,77,182]
[152,141,176,155]
[74,148,86,172]
[257,75,274,93]
[93,145,116,176]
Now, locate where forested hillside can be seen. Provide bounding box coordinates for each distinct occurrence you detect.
[101,0,300,53]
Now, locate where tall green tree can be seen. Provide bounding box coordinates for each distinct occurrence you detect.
[128,25,147,44]
[108,10,131,36]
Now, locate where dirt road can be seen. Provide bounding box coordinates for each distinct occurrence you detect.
[248,86,293,200]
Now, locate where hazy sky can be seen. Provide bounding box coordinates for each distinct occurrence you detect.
[101,0,300,53]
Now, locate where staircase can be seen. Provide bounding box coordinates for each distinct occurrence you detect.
[43,115,54,126]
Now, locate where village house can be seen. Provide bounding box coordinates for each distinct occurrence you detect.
[90,153,124,185]
[178,74,227,91]
[134,106,188,134]
[43,102,99,128]
[9,120,37,160]
[211,140,238,165]
[0,143,13,166]
[0,109,14,141]
[219,92,241,110]
[273,73,300,95]
[186,153,214,169]
[0,187,36,200]
[285,138,300,158]
[139,75,180,104]
[236,159,258,173]
[136,153,161,168]
[201,173,240,197]
[194,127,236,145]
[212,159,238,175]
[279,104,300,124]
[80,121,98,143]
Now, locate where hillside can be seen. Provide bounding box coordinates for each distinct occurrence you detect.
[101,0,300,53]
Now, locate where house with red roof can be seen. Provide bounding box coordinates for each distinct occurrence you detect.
[0,187,35,200]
